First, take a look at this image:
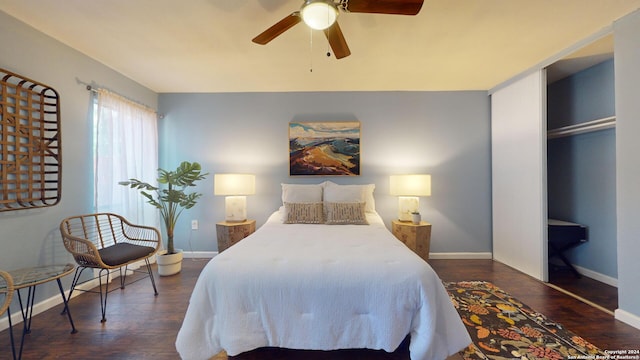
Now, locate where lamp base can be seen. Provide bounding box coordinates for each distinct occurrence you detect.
[397,196,419,222]
[225,196,247,222]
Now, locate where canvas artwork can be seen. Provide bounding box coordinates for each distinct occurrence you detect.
[289,121,360,176]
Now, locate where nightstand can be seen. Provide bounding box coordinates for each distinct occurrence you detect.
[391,220,432,261]
[216,220,256,253]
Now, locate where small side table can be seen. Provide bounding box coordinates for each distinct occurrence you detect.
[2,263,77,360]
[216,220,256,253]
[392,220,432,261]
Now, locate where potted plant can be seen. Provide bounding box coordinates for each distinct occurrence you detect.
[120,161,208,276]
[411,211,422,225]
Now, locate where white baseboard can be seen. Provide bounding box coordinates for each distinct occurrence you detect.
[0,253,215,331]
[183,251,216,259]
[0,272,119,331]
[0,255,216,332]
[0,277,101,332]
[572,264,618,287]
[429,252,493,260]
[615,308,640,330]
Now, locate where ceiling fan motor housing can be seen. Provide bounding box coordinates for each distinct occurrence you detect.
[300,0,339,30]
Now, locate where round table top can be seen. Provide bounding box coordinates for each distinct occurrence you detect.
[1,263,75,290]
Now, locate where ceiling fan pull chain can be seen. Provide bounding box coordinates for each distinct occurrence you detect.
[326,3,333,57]
[309,27,314,72]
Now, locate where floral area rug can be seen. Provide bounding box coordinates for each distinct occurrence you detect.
[444,281,606,360]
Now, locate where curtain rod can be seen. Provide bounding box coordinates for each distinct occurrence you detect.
[84,84,163,119]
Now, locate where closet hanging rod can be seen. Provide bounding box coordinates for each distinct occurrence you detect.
[547,116,616,139]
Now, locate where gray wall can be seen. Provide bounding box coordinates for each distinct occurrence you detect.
[158,92,492,255]
[0,11,157,306]
[547,59,617,278]
[547,59,615,127]
[614,9,640,325]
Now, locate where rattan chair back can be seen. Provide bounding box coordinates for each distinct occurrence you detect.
[60,213,161,269]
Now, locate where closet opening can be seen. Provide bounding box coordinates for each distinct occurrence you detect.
[545,35,617,313]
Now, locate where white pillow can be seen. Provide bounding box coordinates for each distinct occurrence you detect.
[281,183,323,204]
[323,181,376,213]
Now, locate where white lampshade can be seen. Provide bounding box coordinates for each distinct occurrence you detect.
[301,0,338,30]
[214,174,255,196]
[389,174,432,196]
[390,175,431,221]
[214,174,255,222]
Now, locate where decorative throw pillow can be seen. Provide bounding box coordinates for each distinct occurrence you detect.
[283,202,324,224]
[324,202,368,225]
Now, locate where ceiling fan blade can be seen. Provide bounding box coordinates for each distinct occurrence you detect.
[324,22,351,59]
[344,0,423,15]
[252,12,302,45]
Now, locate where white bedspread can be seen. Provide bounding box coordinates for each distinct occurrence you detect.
[176,211,470,360]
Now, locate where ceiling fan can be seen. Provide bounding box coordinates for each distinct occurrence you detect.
[252,0,424,59]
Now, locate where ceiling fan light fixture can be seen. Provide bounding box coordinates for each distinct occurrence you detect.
[301,0,338,30]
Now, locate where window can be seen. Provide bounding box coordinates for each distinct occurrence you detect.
[92,89,159,228]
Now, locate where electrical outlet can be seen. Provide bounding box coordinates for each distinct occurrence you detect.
[191,220,198,230]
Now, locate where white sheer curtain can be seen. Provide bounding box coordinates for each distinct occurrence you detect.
[93,89,160,229]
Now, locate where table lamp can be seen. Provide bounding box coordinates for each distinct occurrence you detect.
[389,174,431,222]
[214,174,255,222]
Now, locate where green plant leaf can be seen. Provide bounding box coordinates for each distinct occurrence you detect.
[119,161,209,254]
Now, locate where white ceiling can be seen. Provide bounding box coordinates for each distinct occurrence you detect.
[1,1,638,93]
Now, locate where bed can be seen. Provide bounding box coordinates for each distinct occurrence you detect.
[176,182,471,360]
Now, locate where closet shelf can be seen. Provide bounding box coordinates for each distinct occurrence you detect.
[547,116,616,139]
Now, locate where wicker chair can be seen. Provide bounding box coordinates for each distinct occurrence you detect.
[0,270,13,318]
[60,213,161,322]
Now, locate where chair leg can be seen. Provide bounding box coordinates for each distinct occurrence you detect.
[98,268,110,323]
[119,266,126,290]
[65,261,157,324]
[145,259,158,296]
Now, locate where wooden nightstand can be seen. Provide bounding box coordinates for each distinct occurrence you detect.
[216,220,256,253]
[391,220,432,261]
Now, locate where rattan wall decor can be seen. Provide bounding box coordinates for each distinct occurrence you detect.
[0,68,61,211]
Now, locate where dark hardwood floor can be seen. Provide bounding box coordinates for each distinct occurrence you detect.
[0,259,638,359]
[548,266,618,313]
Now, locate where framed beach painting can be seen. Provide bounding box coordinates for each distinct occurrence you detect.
[289,121,360,176]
